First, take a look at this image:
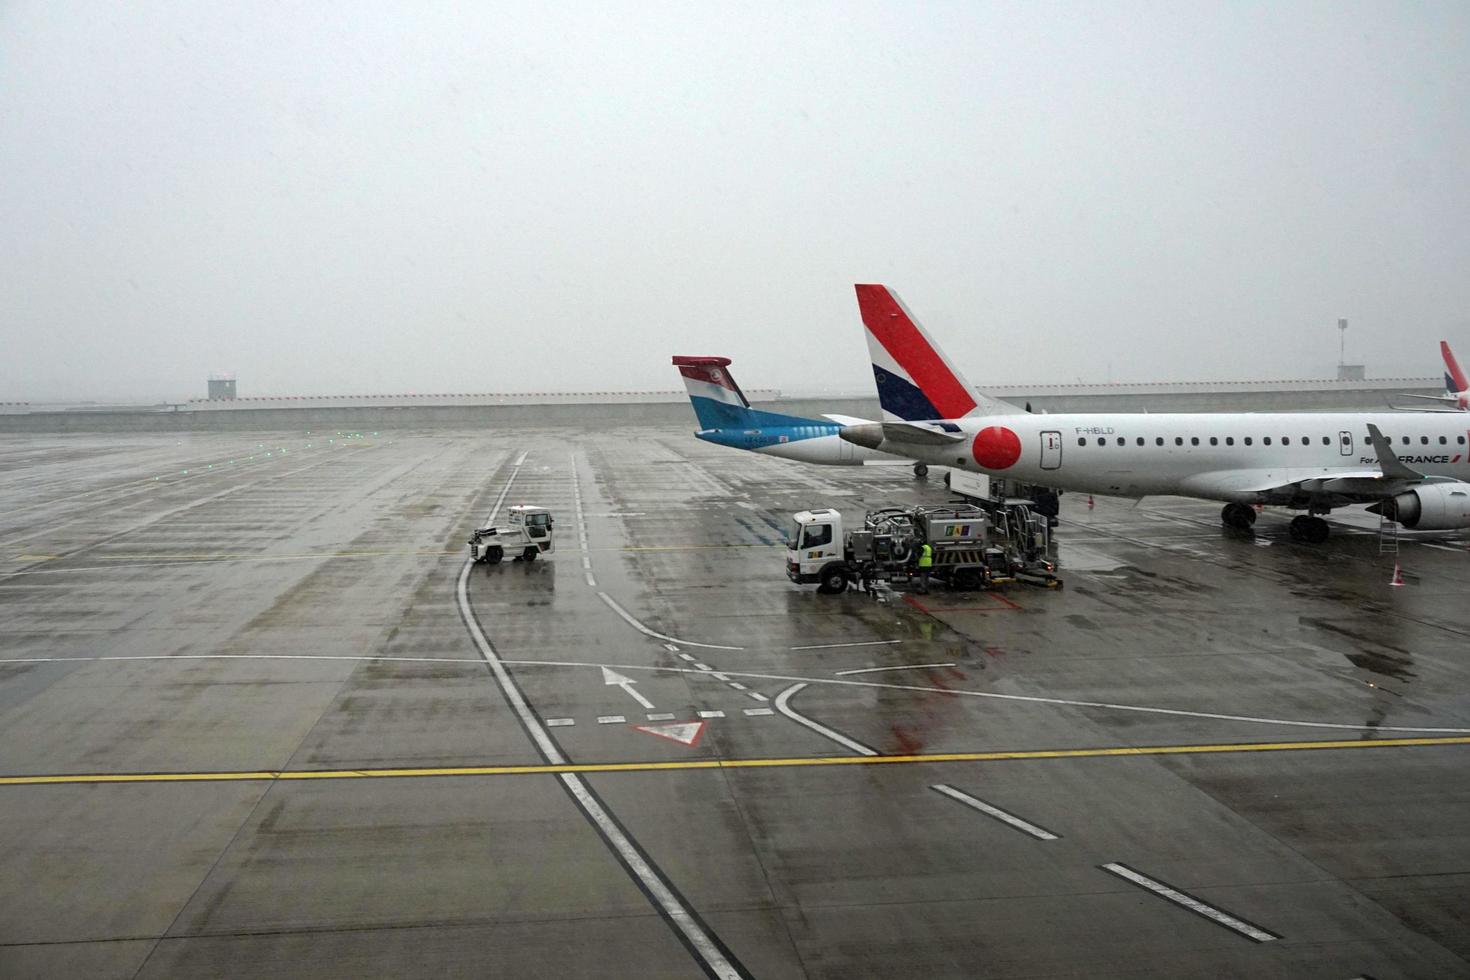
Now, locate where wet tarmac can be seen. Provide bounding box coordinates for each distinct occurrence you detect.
[2,426,1469,979]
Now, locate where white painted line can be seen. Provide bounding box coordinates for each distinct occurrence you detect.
[836,662,957,677]
[791,640,904,651]
[726,682,748,691]
[584,572,598,588]
[546,718,575,728]
[646,712,676,721]
[663,643,681,653]
[676,653,697,662]
[746,692,769,702]
[596,592,744,651]
[17,653,1470,736]
[557,772,745,977]
[710,672,730,681]
[1100,863,1279,943]
[513,451,528,466]
[692,663,712,671]
[597,715,627,725]
[698,710,726,719]
[931,784,1060,840]
[743,707,775,717]
[774,683,878,756]
[456,529,746,979]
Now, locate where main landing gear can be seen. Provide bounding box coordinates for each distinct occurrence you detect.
[1221,503,1256,530]
[1289,514,1330,544]
[913,462,929,479]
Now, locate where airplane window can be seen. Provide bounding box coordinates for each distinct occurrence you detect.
[1263,437,1272,446]
[1244,437,1253,445]
[1226,436,1234,446]
[1302,436,1309,444]
[1174,437,1183,446]
[1190,437,1199,446]
[1136,437,1144,446]
[1155,437,1164,446]
[1282,437,1290,445]
[1422,436,1430,445]
[1460,436,1467,445]
[1321,436,1330,445]
[1209,437,1218,446]
[1440,436,1448,445]
[1402,436,1410,445]
[1097,437,1106,446]
[1077,438,1086,447]
[1116,437,1125,446]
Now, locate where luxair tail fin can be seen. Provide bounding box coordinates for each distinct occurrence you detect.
[672,355,825,430]
[1442,341,1468,394]
[855,284,1019,421]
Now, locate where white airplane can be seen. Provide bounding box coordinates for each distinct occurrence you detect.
[1397,341,1469,411]
[840,284,1470,542]
[673,355,922,470]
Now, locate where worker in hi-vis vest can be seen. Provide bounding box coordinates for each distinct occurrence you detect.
[916,541,933,594]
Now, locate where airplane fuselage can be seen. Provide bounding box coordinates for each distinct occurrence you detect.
[695,424,897,465]
[861,412,1470,503]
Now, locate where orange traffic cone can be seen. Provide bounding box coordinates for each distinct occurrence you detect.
[1389,562,1405,587]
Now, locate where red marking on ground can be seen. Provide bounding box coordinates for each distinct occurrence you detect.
[633,721,707,747]
[972,426,1022,469]
[904,593,1021,614]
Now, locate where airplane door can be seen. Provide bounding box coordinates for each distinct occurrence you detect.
[1040,430,1062,470]
[1338,430,1353,456]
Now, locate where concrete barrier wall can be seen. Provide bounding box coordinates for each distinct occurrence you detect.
[0,386,1445,433]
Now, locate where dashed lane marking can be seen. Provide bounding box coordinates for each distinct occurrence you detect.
[742,708,775,717]
[931,784,1060,840]
[6,736,1470,787]
[836,663,957,676]
[698,710,726,719]
[546,718,575,728]
[597,715,627,725]
[1101,862,1280,943]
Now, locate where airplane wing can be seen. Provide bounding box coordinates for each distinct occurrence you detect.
[880,421,967,445]
[1180,423,1439,502]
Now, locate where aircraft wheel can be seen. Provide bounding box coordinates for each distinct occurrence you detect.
[522,546,538,562]
[913,463,929,479]
[483,545,504,564]
[1222,503,1256,529]
[1305,516,1330,543]
[1288,516,1312,542]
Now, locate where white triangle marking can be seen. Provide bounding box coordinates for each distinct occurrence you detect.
[634,721,706,747]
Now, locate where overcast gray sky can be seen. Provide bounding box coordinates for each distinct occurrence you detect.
[3,1,1468,402]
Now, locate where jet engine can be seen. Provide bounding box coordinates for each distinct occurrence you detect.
[1367,482,1470,530]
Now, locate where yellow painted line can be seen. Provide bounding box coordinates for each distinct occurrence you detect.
[3,736,1469,787]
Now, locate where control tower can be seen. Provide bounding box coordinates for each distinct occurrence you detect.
[207,374,237,400]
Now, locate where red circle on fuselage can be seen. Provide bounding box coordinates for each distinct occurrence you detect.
[972,426,1022,470]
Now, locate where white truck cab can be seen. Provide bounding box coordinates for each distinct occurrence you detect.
[470,505,556,564]
[785,509,848,592]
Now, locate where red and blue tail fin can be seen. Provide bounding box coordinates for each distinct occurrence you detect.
[1443,341,1468,393]
[855,284,1018,421]
[672,356,823,430]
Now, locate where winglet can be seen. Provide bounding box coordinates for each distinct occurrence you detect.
[1365,423,1425,481]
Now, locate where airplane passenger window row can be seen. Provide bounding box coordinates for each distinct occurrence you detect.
[1076,434,1467,448]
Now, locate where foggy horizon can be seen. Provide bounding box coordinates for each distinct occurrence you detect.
[4,2,1469,404]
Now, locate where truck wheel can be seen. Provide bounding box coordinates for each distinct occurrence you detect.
[484,545,503,565]
[952,568,981,592]
[817,565,849,595]
[522,546,538,562]
[913,463,929,479]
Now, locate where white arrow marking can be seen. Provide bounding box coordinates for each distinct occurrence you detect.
[601,666,654,710]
